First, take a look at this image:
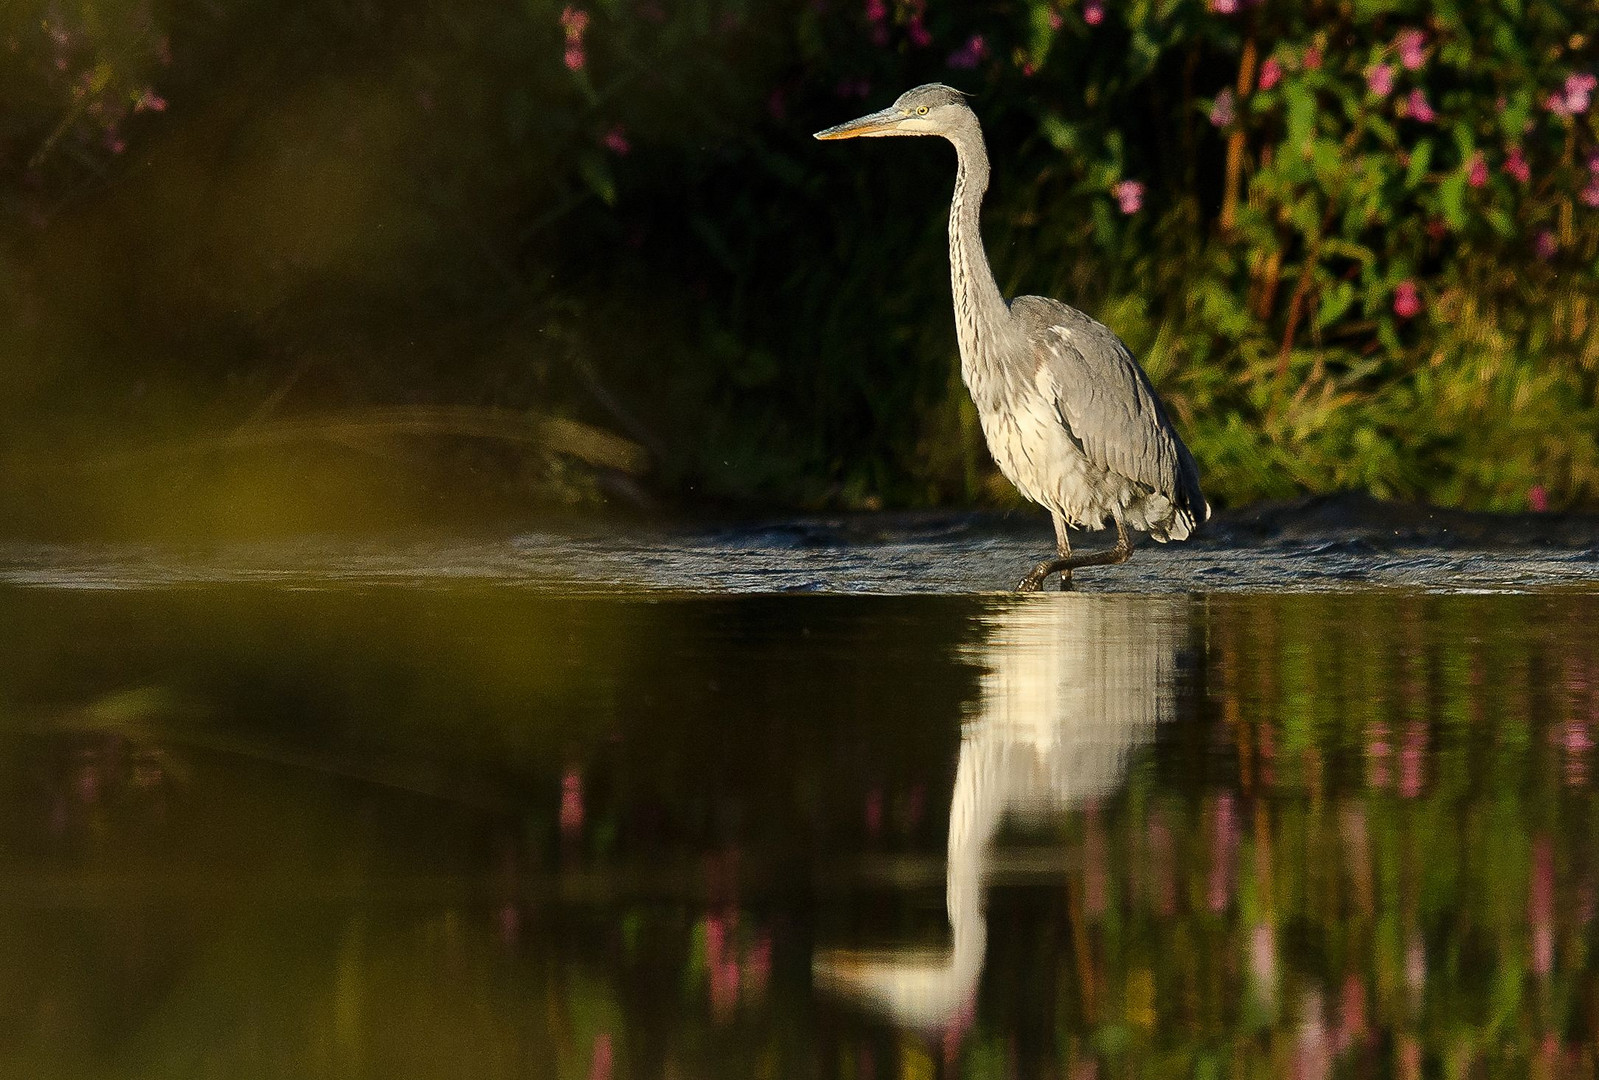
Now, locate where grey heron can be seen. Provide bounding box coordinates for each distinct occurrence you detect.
[816,84,1208,590]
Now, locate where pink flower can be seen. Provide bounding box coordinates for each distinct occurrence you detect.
[1211,0,1238,12]
[1544,75,1595,117]
[1257,57,1282,91]
[1535,230,1558,260]
[1550,72,1599,115]
[947,34,986,69]
[1303,45,1323,71]
[1048,10,1064,30]
[908,16,932,46]
[1209,87,1235,127]
[1529,484,1550,512]
[602,125,629,155]
[560,6,589,35]
[1113,179,1144,214]
[1365,63,1394,98]
[134,88,167,113]
[1582,180,1599,208]
[1396,28,1426,71]
[1393,280,1421,319]
[1504,145,1530,183]
[864,0,887,23]
[1404,88,1436,123]
[1468,151,1487,188]
[561,5,589,68]
[1084,0,1104,25]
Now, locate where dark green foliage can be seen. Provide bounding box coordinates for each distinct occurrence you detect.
[2,0,1596,515]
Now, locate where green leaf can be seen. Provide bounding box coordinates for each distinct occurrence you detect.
[578,154,616,205]
[1438,170,1467,231]
[1316,280,1357,329]
[1285,82,1318,155]
[1405,139,1434,188]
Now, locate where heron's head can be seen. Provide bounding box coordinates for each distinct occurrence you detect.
[813,84,973,141]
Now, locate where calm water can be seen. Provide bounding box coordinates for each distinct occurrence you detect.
[2,579,1598,1078]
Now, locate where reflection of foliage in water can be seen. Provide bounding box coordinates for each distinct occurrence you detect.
[0,591,1594,1076]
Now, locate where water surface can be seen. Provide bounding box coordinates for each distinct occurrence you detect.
[1,574,1597,1078]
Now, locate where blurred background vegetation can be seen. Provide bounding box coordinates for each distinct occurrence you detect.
[2,0,1597,535]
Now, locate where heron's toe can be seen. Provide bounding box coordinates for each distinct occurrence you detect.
[1016,575,1042,593]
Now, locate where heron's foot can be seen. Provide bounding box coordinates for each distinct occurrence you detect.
[1016,526,1134,592]
[1017,558,1072,592]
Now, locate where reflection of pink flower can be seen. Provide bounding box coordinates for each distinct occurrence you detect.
[1084,0,1104,25]
[1396,29,1426,71]
[1146,811,1176,917]
[1112,179,1144,214]
[1335,974,1368,1052]
[947,34,986,69]
[1393,281,1421,319]
[1404,88,1436,122]
[1207,792,1238,913]
[588,1033,613,1080]
[1365,63,1394,98]
[1210,88,1235,127]
[1250,923,1277,988]
[1083,809,1107,916]
[1399,720,1427,798]
[1468,152,1487,188]
[1258,58,1282,91]
[560,768,585,836]
[1404,933,1426,993]
[1531,837,1554,977]
[1504,145,1530,182]
[1293,991,1330,1080]
[1535,230,1558,260]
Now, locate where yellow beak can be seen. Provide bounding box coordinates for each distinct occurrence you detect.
[814,107,904,140]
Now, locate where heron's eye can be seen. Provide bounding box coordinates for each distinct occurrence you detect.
[917,106,930,116]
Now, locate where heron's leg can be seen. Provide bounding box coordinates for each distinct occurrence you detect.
[1052,514,1074,591]
[1018,514,1076,592]
[1016,520,1133,592]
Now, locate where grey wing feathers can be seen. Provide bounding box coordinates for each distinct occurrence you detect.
[1012,296,1208,527]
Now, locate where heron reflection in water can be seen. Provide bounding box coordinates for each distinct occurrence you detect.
[814,594,1187,1031]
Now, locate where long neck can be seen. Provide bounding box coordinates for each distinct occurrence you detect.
[946,122,1008,377]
